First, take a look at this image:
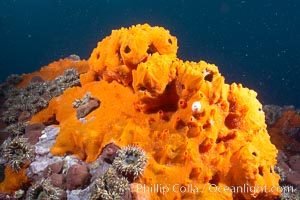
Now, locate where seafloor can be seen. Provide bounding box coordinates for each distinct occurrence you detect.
[0,57,299,200]
[0,24,299,199]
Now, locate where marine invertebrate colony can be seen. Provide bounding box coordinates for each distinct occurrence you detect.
[2,137,34,172]
[112,145,147,181]
[26,178,66,200]
[90,167,131,200]
[0,24,281,199]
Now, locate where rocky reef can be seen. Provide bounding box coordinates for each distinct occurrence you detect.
[0,24,298,199]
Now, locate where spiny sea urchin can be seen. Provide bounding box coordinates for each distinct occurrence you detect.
[2,136,34,172]
[112,145,147,181]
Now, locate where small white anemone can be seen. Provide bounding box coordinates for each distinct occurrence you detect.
[192,101,201,112]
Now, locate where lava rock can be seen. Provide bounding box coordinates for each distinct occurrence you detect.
[24,123,46,145]
[76,98,100,119]
[43,161,64,177]
[286,171,300,190]
[24,130,42,145]
[289,155,300,172]
[49,173,66,189]
[66,164,91,190]
[101,143,120,164]
[25,123,46,133]
[30,76,44,83]
[18,111,32,122]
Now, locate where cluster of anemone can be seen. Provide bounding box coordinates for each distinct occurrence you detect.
[2,69,80,118]
[112,145,147,181]
[0,74,23,96]
[5,121,29,136]
[90,168,130,200]
[0,189,25,199]
[47,68,80,98]
[1,69,80,136]
[90,145,147,200]
[1,136,34,172]
[26,178,65,200]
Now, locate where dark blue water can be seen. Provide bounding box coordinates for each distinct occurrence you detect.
[1,0,300,108]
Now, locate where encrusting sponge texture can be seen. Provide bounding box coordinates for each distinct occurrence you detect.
[2,24,280,199]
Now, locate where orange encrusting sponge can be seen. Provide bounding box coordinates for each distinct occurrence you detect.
[9,24,280,199]
[89,24,177,86]
[0,164,30,193]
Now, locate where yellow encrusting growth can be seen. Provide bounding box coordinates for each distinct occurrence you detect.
[27,24,280,199]
[89,24,177,85]
[0,164,30,193]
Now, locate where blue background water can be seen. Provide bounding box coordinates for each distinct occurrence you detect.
[0,0,299,108]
